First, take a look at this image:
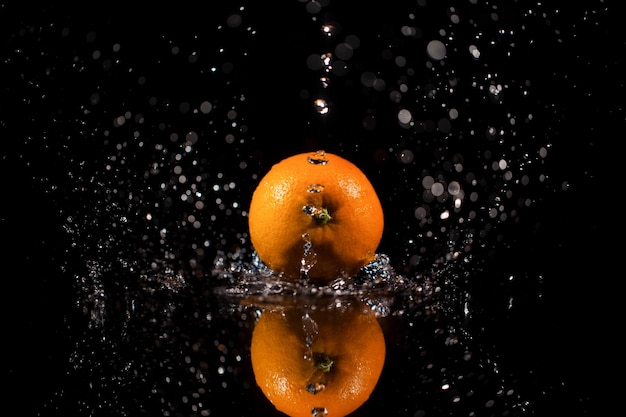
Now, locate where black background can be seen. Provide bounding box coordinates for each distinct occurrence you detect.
[1,1,620,416]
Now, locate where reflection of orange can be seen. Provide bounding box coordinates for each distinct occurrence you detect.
[248,150,384,281]
[250,302,386,417]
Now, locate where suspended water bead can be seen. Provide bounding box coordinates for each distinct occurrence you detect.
[311,407,328,417]
[398,108,413,125]
[306,381,326,394]
[314,98,329,114]
[307,184,325,193]
[320,53,332,71]
[307,150,329,165]
[448,181,461,195]
[426,39,447,60]
[431,182,445,197]
[199,101,213,114]
[321,24,336,36]
[399,149,414,164]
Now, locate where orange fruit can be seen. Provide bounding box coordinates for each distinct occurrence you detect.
[250,301,386,417]
[248,150,384,281]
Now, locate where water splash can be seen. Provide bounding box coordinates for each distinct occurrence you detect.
[212,251,412,309]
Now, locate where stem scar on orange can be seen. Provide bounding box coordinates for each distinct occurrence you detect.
[250,302,386,417]
[248,150,384,281]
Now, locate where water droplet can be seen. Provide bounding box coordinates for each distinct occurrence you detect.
[448,181,461,195]
[321,25,336,36]
[303,205,332,224]
[307,184,325,193]
[431,182,445,197]
[306,381,326,394]
[398,108,413,124]
[320,53,332,70]
[314,98,329,114]
[307,150,329,165]
[399,149,414,164]
[427,39,447,60]
[469,44,481,59]
[311,407,328,417]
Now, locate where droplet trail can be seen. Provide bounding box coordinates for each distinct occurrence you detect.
[300,232,318,279]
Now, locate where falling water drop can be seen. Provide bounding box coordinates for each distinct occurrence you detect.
[321,24,336,36]
[307,150,329,165]
[320,53,332,71]
[314,98,329,114]
[300,232,318,279]
[307,184,325,193]
[426,39,447,60]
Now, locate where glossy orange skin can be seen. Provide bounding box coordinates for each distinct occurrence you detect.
[248,151,384,281]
